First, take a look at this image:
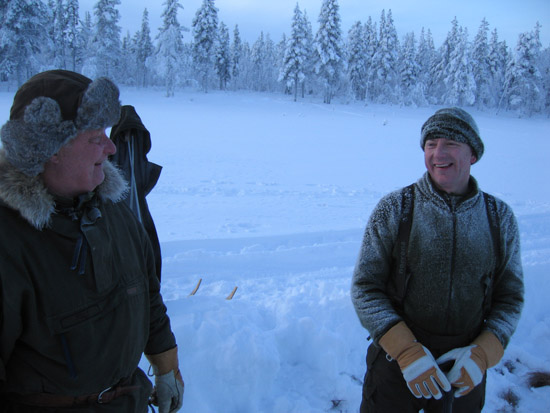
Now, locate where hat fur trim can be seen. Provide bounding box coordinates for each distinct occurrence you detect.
[0,77,121,176]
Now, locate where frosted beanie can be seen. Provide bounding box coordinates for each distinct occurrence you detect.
[0,70,121,176]
[420,107,484,162]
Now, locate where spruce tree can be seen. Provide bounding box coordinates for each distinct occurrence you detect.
[443,26,476,106]
[91,0,122,79]
[472,18,492,107]
[280,3,308,101]
[231,25,242,90]
[156,0,184,97]
[372,9,400,104]
[400,32,424,106]
[314,0,344,104]
[503,27,544,115]
[416,28,435,104]
[0,0,48,85]
[488,29,508,109]
[215,21,231,90]
[135,8,154,87]
[65,0,80,71]
[192,0,219,93]
[347,21,367,101]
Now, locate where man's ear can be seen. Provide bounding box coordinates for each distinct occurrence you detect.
[471,154,477,164]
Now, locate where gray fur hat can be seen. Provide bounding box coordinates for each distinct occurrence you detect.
[1,70,121,176]
[420,107,484,162]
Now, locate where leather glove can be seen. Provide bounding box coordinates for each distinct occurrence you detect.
[436,330,504,397]
[379,321,451,399]
[153,370,184,413]
[146,346,184,412]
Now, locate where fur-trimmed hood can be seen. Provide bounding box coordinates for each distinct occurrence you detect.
[0,149,128,230]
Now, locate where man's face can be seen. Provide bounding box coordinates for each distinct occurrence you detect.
[424,138,476,195]
[42,129,116,198]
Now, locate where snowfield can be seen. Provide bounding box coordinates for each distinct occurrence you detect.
[1,88,548,412]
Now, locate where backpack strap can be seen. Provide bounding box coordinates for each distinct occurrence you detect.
[482,192,502,319]
[391,184,415,309]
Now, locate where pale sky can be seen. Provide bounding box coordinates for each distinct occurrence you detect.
[79,0,549,48]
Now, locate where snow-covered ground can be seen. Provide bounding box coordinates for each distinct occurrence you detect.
[1,88,549,412]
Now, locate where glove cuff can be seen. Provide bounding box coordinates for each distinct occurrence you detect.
[472,330,504,368]
[379,321,426,369]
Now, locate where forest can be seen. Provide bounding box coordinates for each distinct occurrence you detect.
[1,0,549,116]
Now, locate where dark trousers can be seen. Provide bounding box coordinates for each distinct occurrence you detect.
[360,343,486,413]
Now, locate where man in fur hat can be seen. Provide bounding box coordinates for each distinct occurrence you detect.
[351,108,524,412]
[0,70,183,412]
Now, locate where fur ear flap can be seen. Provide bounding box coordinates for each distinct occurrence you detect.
[76,77,121,132]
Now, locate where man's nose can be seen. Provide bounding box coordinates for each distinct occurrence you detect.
[103,135,117,155]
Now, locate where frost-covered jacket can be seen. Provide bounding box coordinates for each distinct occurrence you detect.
[351,172,524,349]
[0,149,176,396]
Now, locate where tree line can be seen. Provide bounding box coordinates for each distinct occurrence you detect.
[1,0,549,116]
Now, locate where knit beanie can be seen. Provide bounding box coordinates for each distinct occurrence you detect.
[1,70,121,176]
[420,107,484,162]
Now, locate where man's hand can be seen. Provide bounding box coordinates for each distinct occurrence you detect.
[151,369,184,413]
[379,321,451,399]
[436,330,504,397]
[146,346,184,412]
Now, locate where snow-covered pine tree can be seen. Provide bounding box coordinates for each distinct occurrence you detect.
[90,0,122,80]
[78,11,93,73]
[371,9,400,104]
[251,32,266,91]
[51,0,68,69]
[192,0,219,93]
[488,28,509,110]
[472,18,493,107]
[539,44,550,113]
[280,3,308,101]
[347,21,367,101]
[256,33,278,92]
[399,32,425,106]
[0,0,48,85]
[215,21,231,90]
[134,8,154,87]
[416,27,435,104]
[300,10,315,98]
[503,26,544,115]
[430,17,461,104]
[314,0,344,104]
[65,0,80,71]
[156,0,184,97]
[363,16,377,102]
[443,26,476,106]
[119,31,135,85]
[230,25,242,89]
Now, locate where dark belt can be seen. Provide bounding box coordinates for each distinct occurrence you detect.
[6,380,140,408]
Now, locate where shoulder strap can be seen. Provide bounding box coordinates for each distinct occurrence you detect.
[482,192,502,319]
[392,184,415,307]
[483,192,501,267]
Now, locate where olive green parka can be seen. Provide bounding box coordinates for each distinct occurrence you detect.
[0,150,176,400]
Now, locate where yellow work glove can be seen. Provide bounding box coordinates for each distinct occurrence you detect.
[146,346,184,413]
[379,321,451,399]
[436,330,504,397]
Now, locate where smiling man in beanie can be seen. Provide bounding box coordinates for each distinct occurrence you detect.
[351,107,524,412]
[0,70,183,412]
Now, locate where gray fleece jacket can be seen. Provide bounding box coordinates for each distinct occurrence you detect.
[351,172,524,349]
